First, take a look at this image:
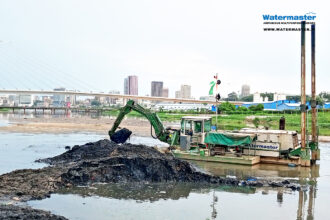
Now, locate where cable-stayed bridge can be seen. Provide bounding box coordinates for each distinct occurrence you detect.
[0,42,243,105]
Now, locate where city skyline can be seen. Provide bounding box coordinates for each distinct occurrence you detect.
[0,1,329,99]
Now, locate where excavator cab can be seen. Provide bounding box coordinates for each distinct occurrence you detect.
[179,116,212,150]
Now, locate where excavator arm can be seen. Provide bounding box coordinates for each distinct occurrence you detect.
[109,100,176,144]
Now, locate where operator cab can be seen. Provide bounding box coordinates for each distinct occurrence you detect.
[180,116,212,149]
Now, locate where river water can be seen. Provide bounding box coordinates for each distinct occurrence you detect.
[0,116,329,219]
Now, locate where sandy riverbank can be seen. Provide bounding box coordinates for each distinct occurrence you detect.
[0,116,177,137]
[1,115,329,142]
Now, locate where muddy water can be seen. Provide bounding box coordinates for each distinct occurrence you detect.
[0,133,106,174]
[0,130,330,219]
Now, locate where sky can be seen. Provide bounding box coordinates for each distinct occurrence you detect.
[0,0,329,98]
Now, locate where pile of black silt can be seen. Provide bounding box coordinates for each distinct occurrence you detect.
[38,139,301,191]
[0,204,68,220]
[39,139,235,185]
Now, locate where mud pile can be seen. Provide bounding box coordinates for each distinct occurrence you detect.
[0,139,302,209]
[0,167,66,202]
[39,139,236,185]
[0,204,68,220]
[37,139,116,165]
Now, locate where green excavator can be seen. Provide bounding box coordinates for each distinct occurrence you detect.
[108,100,180,145]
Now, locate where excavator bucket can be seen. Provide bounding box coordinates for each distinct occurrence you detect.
[110,128,132,144]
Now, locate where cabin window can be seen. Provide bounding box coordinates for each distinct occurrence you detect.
[194,121,202,133]
[181,120,185,131]
[204,120,211,132]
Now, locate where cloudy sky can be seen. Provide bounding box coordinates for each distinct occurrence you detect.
[0,0,328,98]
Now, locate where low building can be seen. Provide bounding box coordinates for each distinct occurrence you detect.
[241,100,296,110]
[18,95,33,107]
[277,103,300,111]
[199,96,216,101]
[274,93,286,101]
[154,103,212,111]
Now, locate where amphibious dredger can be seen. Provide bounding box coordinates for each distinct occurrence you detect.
[109,100,319,166]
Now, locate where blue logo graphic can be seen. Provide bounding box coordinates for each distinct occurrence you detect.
[263,12,316,21]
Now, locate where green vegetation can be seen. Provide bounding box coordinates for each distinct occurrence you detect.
[91,100,101,106]
[214,111,330,136]
[0,108,10,112]
[104,108,330,136]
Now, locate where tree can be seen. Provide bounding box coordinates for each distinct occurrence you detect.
[316,96,325,107]
[287,95,301,103]
[249,104,264,111]
[260,92,274,101]
[319,92,330,102]
[91,100,101,106]
[219,102,236,112]
[237,106,248,111]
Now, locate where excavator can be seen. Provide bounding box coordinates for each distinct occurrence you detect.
[108,100,180,146]
[109,99,312,167]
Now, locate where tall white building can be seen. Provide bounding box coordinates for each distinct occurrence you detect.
[176,85,191,99]
[180,85,191,99]
[253,92,263,102]
[175,91,181,98]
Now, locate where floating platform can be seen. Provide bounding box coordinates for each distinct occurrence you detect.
[172,150,260,166]
[172,151,311,166]
[260,156,302,166]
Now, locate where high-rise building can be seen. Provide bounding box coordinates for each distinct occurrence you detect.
[162,88,169,98]
[129,75,138,95]
[151,81,163,97]
[241,84,250,97]
[124,75,138,95]
[175,91,181,98]
[124,78,129,95]
[180,85,191,99]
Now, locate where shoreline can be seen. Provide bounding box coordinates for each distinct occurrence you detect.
[0,116,329,142]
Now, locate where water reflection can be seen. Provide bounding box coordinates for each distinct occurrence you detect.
[57,183,256,202]
[50,155,321,220]
[192,160,320,180]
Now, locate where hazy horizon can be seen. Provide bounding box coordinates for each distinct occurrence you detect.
[0,0,329,98]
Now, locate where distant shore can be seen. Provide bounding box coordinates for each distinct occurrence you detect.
[0,115,329,142]
[0,115,176,137]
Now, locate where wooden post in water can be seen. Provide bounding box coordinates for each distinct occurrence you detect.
[311,23,320,161]
[311,24,317,143]
[300,21,306,149]
[300,21,310,166]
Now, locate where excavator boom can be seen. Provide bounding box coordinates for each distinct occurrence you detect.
[109,100,174,144]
